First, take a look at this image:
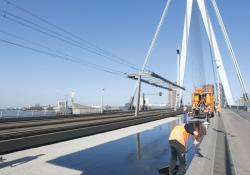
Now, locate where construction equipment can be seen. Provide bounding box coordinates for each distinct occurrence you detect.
[192,84,215,118]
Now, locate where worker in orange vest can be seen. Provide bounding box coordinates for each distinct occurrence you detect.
[215,103,221,117]
[168,122,201,175]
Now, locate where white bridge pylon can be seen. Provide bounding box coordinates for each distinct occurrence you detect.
[179,0,235,106]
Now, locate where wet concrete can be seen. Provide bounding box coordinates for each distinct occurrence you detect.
[47,114,196,175]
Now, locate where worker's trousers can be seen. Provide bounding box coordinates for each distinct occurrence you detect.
[169,140,186,175]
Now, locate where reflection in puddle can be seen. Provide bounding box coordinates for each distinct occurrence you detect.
[48,115,196,175]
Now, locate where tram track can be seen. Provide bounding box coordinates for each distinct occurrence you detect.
[0,109,183,154]
[0,109,170,131]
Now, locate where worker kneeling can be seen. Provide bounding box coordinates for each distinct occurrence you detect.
[168,122,200,175]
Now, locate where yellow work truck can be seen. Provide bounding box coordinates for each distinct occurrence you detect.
[192,84,215,118]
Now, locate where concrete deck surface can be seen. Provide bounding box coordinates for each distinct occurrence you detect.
[222,110,250,175]
[1,109,249,175]
[186,114,218,175]
[187,109,250,175]
[0,117,178,175]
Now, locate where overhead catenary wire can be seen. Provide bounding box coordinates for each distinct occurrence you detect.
[0,29,130,78]
[0,29,76,59]
[0,38,127,77]
[0,11,114,59]
[0,12,109,56]
[0,10,138,71]
[0,29,124,76]
[0,0,178,107]
[1,1,139,70]
[0,3,139,71]
[3,0,135,69]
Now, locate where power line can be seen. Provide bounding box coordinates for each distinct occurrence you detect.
[0,13,136,72]
[5,0,135,67]
[0,29,129,78]
[0,10,138,71]
[0,38,127,76]
[0,29,74,58]
[1,0,140,70]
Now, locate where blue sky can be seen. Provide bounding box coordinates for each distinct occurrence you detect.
[0,0,249,108]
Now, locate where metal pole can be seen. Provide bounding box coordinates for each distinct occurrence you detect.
[65,95,68,115]
[101,95,103,113]
[142,93,145,111]
[175,49,180,110]
[135,75,141,117]
[237,98,239,112]
[101,88,104,113]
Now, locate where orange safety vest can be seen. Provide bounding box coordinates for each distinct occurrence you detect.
[217,106,221,112]
[169,124,190,147]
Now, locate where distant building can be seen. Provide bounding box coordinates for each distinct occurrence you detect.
[45,105,54,110]
[168,84,177,108]
[238,97,245,106]
[243,93,250,105]
[72,103,100,114]
[140,96,149,109]
[55,101,71,114]
[237,93,250,106]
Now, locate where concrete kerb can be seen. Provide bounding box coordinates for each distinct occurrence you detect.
[222,110,239,175]
[186,115,219,175]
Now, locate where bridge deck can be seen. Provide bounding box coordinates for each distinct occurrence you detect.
[1,110,250,175]
[0,117,184,175]
[187,109,250,175]
[0,110,181,154]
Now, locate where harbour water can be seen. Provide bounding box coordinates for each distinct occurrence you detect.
[0,109,57,118]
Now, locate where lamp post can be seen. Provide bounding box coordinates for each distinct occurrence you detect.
[176,48,180,109]
[101,88,105,113]
[65,94,68,115]
[135,76,141,117]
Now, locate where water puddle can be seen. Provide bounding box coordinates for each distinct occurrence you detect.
[48,114,196,175]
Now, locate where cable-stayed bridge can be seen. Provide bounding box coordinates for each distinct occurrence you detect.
[0,1,250,175]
